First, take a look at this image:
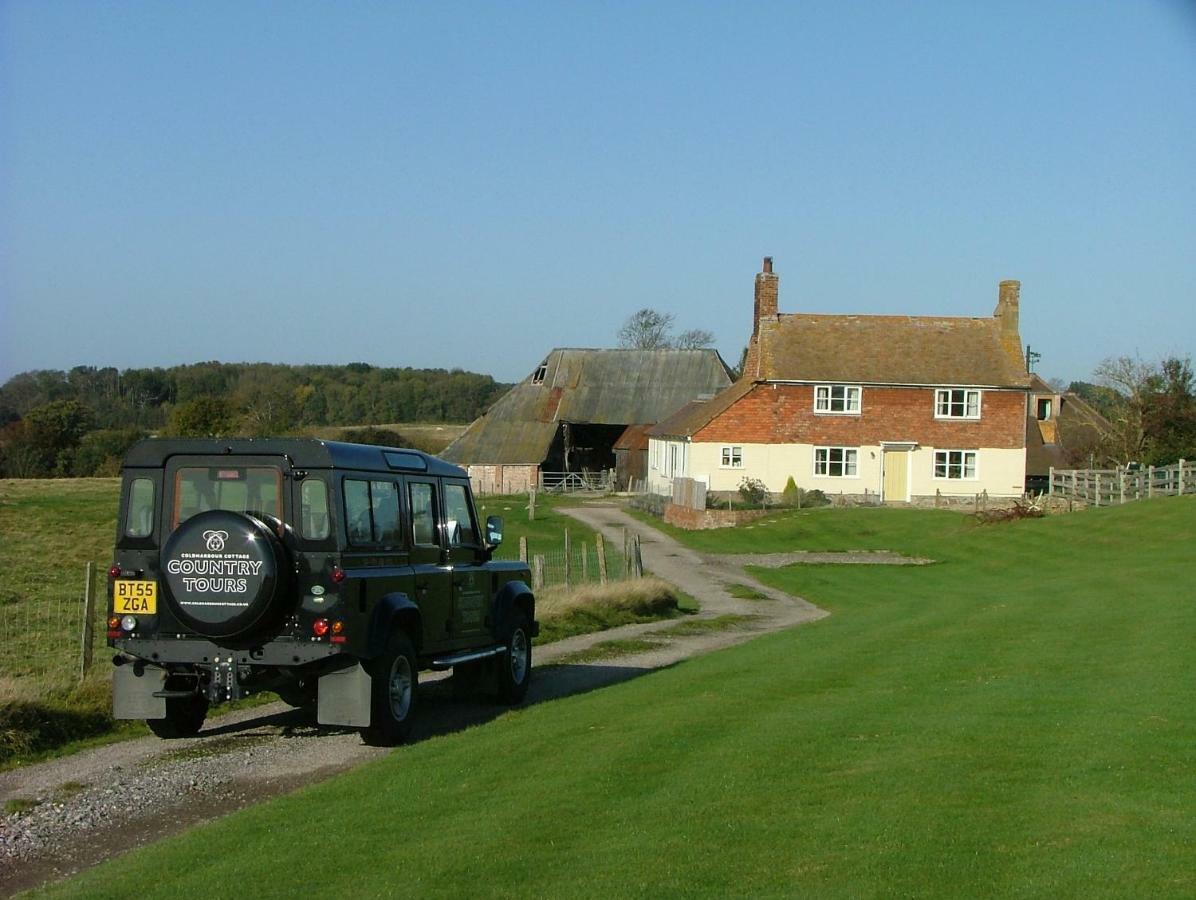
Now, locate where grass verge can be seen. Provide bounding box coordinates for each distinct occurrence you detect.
[535,577,685,644]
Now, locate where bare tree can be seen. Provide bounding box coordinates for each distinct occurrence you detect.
[1094,355,1157,464]
[617,308,676,350]
[674,328,715,350]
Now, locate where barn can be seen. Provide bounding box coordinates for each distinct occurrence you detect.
[441,348,732,493]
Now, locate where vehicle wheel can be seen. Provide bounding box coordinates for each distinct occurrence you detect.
[362,631,418,746]
[147,693,209,739]
[496,614,532,705]
[276,678,317,709]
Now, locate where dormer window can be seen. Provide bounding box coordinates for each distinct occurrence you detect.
[935,388,981,420]
[531,362,548,385]
[814,385,861,415]
[1036,398,1052,421]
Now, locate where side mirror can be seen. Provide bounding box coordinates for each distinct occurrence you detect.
[485,515,504,547]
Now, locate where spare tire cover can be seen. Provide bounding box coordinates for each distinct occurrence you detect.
[161,509,288,639]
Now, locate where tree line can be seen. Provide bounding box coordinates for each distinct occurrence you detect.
[0,362,511,478]
[1065,355,1196,468]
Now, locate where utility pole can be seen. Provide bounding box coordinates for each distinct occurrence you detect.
[1025,344,1042,374]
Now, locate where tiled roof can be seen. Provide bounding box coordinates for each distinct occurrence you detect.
[753,313,1030,387]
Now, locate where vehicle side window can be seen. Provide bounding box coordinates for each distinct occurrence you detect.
[124,478,154,538]
[300,478,330,540]
[409,482,438,546]
[444,482,478,547]
[371,480,401,544]
[344,478,402,545]
[344,479,373,544]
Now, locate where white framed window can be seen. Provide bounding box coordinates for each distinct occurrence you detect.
[720,446,743,468]
[934,450,978,480]
[935,388,981,419]
[814,447,858,477]
[815,385,862,414]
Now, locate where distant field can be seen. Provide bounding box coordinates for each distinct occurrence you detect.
[44,498,1196,897]
[303,422,468,454]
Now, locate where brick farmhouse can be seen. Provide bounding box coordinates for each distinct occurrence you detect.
[648,259,1031,503]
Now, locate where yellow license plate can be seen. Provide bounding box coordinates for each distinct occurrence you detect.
[114,580,157,614]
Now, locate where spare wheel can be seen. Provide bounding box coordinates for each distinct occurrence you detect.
[161,509,289,640]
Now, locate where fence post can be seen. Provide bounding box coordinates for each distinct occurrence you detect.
[1180,460,1187,496]
[1118,466,1125,506]
[1094,473,1101,507]
[528,488,536,522]
[632,535,643,578]
[1148,465,1154,498]
[1048,466,1054,496]
[519,536,528,563]
[79,561,95,682]
[532,555,545,591]
[581,543,589,584]
[596,533,608,585]
[1072,470,1077,502]
[563,529,571,591]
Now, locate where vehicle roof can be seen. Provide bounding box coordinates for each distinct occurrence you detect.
[122,438,467,477]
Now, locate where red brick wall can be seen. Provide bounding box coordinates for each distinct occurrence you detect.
[663,503,771,530]
[694,384,1026,448]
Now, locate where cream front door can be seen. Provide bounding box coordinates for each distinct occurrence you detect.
[883,449,910,502]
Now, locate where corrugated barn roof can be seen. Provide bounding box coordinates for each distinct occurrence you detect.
[442,348,732,464]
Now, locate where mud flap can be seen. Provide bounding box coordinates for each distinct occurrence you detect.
[317,661,372,727]
[113,665,167,720]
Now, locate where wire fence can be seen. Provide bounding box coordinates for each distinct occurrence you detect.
[0,562,107,697]
[494,531,641,591]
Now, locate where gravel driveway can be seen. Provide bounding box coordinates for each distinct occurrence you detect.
[0,504,837,896]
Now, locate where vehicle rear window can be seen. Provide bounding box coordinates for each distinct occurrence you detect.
[173,467,283,527]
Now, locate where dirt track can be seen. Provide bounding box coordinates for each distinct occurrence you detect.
[1,504,839,896]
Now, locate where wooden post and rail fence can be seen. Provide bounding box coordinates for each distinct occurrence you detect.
[1048,460,1191,507]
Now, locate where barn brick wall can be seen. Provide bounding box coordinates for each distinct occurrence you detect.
[694,384,1026,449]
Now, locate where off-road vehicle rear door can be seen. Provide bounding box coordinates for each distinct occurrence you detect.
[405,476,453,652]
[443,478,488,644]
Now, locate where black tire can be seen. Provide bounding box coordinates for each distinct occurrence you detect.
[147,693,209,739]
[276,677,317,709]
[496,614,532,705]
[362,631,419,746]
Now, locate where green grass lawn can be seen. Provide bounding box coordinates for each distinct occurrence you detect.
[38,497,1196,898]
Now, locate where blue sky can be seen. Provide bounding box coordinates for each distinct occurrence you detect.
[2,1,1193,386]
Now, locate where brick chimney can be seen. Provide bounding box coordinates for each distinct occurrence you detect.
[994,279,1020,338]
[753,256,779,338]
[742,257,779,382]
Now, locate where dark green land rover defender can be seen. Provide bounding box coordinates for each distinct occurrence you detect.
[107,438,536,745]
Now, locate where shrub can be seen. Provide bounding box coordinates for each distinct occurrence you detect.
[781,476,800,507]
[738,476,770,507]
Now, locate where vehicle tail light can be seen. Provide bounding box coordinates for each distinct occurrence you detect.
[331,567,346,584]
[312,618,330,637]
[331,620,344,635]
[108,616,121,629]
[121,615,138,632]
[108,565,122,579]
